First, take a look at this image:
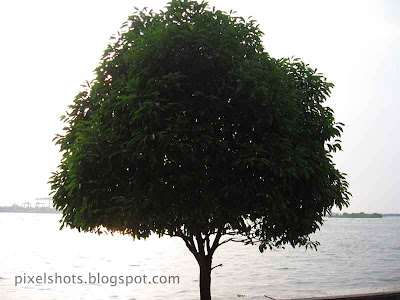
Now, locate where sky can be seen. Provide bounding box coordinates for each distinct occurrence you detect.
[0,0,399,213]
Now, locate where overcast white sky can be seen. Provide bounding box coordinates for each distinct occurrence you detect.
[1,0,399,213]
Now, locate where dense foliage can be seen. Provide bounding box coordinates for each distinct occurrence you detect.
[50,1,350,299]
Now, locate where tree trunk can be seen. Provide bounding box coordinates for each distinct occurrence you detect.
[198,255,212,300]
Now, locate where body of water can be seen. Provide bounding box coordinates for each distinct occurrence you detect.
[1,213,399,299]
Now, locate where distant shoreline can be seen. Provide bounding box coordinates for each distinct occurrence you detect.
[2,205,399,217]
[329,212,400,218]
[0,205,61,214]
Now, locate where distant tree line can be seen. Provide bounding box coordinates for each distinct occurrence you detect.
[331,212,382,218]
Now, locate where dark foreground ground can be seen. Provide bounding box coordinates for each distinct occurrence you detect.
[282,291,400,300]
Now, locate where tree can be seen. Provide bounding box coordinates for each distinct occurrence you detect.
[50,1,350,299]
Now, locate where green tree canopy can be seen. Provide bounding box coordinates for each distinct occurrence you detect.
[50,1,350,299]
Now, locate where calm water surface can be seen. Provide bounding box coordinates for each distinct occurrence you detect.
[0,213,399,299]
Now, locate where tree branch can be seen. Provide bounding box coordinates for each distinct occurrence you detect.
[211,263,223,271]
[176,232,199,261]
[195,232,205,257]
[217,237,234,246]
[210,225,224,255]
[205,232,211,256]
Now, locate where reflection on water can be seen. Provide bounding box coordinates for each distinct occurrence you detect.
[1,213,400,299]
